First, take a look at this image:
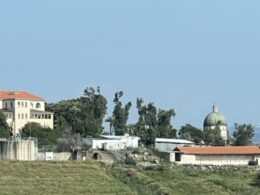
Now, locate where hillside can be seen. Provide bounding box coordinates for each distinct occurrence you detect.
[0,161,136,195]
[0,161,260,194]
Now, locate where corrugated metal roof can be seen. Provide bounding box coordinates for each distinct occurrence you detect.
[155,138,194,144]
[100,135,140,140]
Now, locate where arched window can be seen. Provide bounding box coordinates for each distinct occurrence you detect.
[21,102,24,107]
[36,103,41,109]
[18,101,20,107]
[25,102,27,107]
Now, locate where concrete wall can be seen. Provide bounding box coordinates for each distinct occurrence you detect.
[37,152,71,161]
[0,139,36,161]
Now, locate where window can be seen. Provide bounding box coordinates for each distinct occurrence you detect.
[18,113,20,119]
[25,102,27,107]
[36,103,41,109]
[31,103,33,108]
[10,102,13,108]
[25,113,27,119]
[21,102,24,107]
[21,113,24,119]
[5,102,7,108]
[18,101,20,107]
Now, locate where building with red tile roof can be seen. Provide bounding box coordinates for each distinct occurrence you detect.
[0,90,53,135]
[0,91,43,101]
[170,146,260,166]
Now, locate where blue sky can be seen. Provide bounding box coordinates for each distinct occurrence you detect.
[1,1,260,129]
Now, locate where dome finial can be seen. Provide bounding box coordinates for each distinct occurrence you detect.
[213,104,218,113]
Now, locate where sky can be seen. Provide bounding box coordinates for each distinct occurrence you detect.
[1,0,260,130]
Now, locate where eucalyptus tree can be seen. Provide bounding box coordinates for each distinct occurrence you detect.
[179,124,203,144]
[157,109,176,138]
[135,98,176,145]
[112,91,132,135]
[233,123,255,146]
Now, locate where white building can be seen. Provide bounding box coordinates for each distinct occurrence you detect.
[83,134,140,150]
[204,105,228,142]
[170,146,260,166]
[0,91,54,134]
[155,138,194,153]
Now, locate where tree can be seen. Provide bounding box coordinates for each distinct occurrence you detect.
[112,91,132,135]
[48,87,107,137]
[135,98,176,145]
[157,109,176,138]
[135,98,157,145]
[0,112,10,138]
[21,122,58,145]
[203,126,225,146]
[179,124,203,144]
[105,116,114,135]
[233,123,255,146]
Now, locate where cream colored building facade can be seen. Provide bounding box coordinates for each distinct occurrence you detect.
[0,91,53,135]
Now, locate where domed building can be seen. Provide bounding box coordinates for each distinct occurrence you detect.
[204,105,228,142]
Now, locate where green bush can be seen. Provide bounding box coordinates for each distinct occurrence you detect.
[125,157,136,165]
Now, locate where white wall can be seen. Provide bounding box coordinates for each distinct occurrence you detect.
[170,153,259,165]
[83,136,139,151]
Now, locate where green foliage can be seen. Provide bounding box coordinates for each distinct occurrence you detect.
[204,126,225,146]
[157,109,176,138]
[179,124,203,144]
[0,112,10,138]
[233,123,255,146]
[49,87,107,137]
[125,157,136,165]
[112,91,132,135]
[135,98,176,145]
[21,122,59,145]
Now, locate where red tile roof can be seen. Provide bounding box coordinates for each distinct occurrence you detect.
[177,146,260,155]
[0,91,43,101]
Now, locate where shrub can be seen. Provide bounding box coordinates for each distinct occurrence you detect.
[125,157,136,165]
